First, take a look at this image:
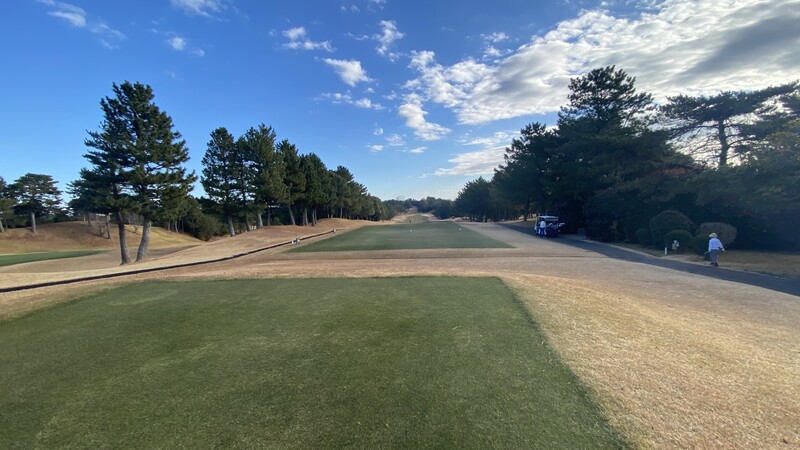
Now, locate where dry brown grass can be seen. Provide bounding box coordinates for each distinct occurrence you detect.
[1,220,798,449]
[0,222,200,254]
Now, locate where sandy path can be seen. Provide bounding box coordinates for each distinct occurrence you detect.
[0,221,797,449]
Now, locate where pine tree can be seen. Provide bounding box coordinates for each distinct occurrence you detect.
[9,173,62,235]
[85,81,195,262]
[201,127,242,236]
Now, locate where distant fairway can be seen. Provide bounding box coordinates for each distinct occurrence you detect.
[291,221,512,252]
[0,250,104,267]
[0,278,622,448]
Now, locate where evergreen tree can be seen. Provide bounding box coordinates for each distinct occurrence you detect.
[300,153,327,225]
[201,127,242,236]
[277,139,305,225]
[661,82,797,166]
[9,173,62,235]
[0,177,16,233]
[240,124,287,228]
[85,81,195,262]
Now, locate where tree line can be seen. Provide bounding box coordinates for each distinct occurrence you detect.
[0,81,392,265]
[453,66,799,250]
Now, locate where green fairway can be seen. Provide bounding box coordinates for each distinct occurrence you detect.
[0,250,104,267]
[292,221,512,252]
[0,278,624,448]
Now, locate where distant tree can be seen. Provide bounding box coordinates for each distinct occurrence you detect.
[9,173,62,235]
[661,82,798,166]
[202,127,242,236]
[0,176,18,233]
[332,166,355,218]
[240,124,287,228]
[85,81,196,262]
[494,122,560,219]
[455,177,492,222]
[300,153,328,225]
[277,140,305,225]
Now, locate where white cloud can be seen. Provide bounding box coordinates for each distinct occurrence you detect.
[434,146,507,176]
[38,0,125,47]
[373,127,384,135]
[404,0,800,125]
[397,93,451,141]
[166,34,205,56]
[482,31,510,43]
[354,98,383,109]
[168,36,187,51]
[49,10,86,27]
[385,134,405,146]
[408,147,426,154]
[369,144,384,152]
[374,20,404,61]
[323,58,372,86]
[460,130,517,148]
[283,27,334,52]
[171,0,226,18]
[321,92,383,110]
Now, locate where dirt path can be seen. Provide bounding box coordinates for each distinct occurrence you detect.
[0,221,797,449]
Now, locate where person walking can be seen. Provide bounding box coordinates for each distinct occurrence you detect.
[708,233,725,267]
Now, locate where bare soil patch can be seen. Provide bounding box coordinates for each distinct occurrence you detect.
[1,220,797,449]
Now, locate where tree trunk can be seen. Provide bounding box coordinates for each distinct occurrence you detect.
[312,208,318,226]
[256,212,264,229]
[105,214,111,239]
[227,215,236,237]
[29,209,37,235]
[717,119,729,167]
[135,218,152,262]
[266,208,272,226]
[116,211,131,265]
[288,206,296,226]
[302,206,309,226]
[0,217,4,233]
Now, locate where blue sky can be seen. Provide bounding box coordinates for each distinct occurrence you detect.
[2,0,799,201]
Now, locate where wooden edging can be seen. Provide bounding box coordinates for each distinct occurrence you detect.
[0,229,336,294]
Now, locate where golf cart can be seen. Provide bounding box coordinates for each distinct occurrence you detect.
[535,215,564,238]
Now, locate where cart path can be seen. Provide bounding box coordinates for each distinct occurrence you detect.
[501,223,800,297]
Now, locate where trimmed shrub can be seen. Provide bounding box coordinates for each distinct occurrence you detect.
[649,210,694,248]
[697,222,737,246]
[692,234,710,255]
[635,228,651,246]
[664,230,694,253]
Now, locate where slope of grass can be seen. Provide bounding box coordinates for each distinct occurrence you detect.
[0,250,104,267]
[292,221,512,252]
[0,277,624,449]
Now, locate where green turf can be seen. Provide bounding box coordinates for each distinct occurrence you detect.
[0,250,104,267]
[292,221,512,252]
[0,278,624,449]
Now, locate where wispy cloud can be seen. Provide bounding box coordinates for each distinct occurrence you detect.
[321,92,383,110]
[283,27,334,52]
[369,144,384,152]
[434,146,506,176]
[398,93,451,141]
[404,0,800,125]
[374,20,404,61]
[385,134,405,146]
[407,146,426,154]
[166,33,205,56]
[170,0,227,19]
[37,0,126,48]
[322,58,372,86]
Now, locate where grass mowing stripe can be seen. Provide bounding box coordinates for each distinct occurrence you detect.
[0,278,624,449]
[0,250,105,267]
[291,221,511,252]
